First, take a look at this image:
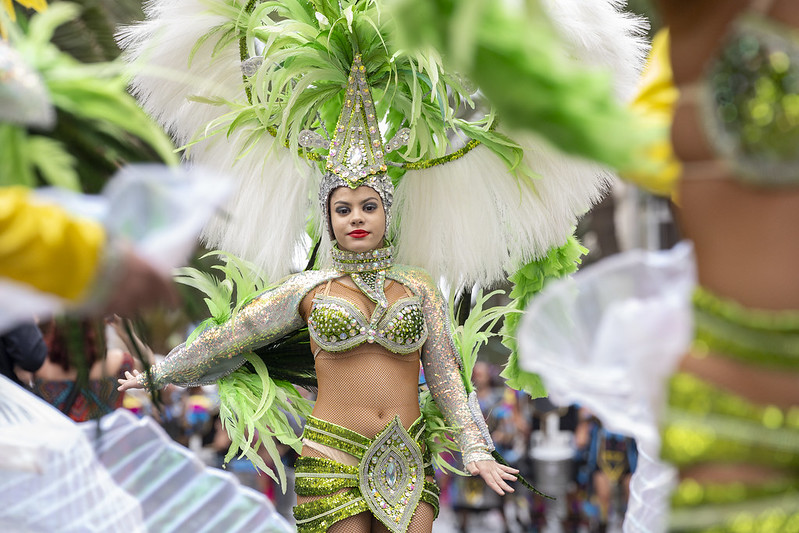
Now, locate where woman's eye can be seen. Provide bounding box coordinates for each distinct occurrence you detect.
[364,203,377,212]
[335,207,350,215]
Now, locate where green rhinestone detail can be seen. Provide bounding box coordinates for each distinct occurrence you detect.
[295,416,438,531]
[358,416,426,533]
[694,288,799,333]
[672,477,799,508]
[421,482,441,519]
[295,476,359,497]
[295,457,359,496]
[403,139,481,170]
[307,267,428,355]
[305,416,372,447]
[669,492,799,532]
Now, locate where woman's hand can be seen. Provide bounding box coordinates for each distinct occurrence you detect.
[117,370,145,392]
[466,459,519,495]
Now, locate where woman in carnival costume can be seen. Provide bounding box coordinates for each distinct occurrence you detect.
[116,0,649,531]
[518,1,799,531]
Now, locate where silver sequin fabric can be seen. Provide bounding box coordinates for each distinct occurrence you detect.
[389,266,494,465]
[143,270,335,389]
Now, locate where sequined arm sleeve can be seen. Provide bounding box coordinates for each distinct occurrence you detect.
[138,270,334,390]
[415,271,495,466]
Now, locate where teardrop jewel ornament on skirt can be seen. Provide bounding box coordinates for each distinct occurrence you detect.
[359,416,425,533]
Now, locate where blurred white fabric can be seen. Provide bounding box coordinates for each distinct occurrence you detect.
[0,375,144,533]
[517,242,697,533]
[0,375,292,533]
[83,409,292,533]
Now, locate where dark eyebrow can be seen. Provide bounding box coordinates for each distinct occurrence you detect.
[333,200,352,206]
[361,197,379,204]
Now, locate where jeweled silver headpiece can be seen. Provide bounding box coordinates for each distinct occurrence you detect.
[300,54,410,240]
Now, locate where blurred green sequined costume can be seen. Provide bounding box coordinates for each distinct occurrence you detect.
[661,1,799,529]
[690,0,799,186]
[662,288,799,532]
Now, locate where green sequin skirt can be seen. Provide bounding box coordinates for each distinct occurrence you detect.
[661,290,799,532]
[293,415,440,533]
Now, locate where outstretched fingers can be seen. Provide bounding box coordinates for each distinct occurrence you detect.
[469,460,519,495]
[117,370,144,391]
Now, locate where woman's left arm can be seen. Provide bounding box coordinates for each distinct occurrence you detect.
[415,271,519,495]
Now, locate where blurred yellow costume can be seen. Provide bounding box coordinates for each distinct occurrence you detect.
[0,187,104,300]
[626,29,682,200]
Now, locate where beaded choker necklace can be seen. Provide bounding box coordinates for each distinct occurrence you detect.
[331,244,393,309]
[331,244,393,273]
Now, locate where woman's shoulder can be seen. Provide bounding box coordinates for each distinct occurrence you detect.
[261,269,341,296]
[387,265,436,290]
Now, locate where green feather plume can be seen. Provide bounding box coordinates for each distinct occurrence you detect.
[218,353,313,490]
[388,0,651,172]
[197,0,533,181]
[500,236,587,398]
[175,250,315,487]
[1,3,178,191]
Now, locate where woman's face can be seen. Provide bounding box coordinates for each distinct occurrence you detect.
[329,186,386,253]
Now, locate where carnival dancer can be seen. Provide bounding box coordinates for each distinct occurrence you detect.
[119,59,518,530]
[116,1,649,531]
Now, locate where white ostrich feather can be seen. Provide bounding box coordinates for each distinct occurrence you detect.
[119,0,645,287]
[119,0,313,282]
[117,0,244,147]
[395,0,644,287]
[197,131,316,283]
[542,0,650,101]
[394,140,612,288]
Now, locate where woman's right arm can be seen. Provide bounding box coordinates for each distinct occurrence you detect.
[119,271,331,391]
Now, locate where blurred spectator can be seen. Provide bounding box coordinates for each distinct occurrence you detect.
[452,362,526,533]
[0,321,47,388]
[579,412,637,533]
[31,318,136,421]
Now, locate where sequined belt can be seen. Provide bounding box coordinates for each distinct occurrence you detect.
[293,415,439,533]
[692,286,799,370]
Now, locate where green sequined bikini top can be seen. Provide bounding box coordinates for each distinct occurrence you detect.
[308,293,427,354]
[694,0,799,185]
[311,244,427,354]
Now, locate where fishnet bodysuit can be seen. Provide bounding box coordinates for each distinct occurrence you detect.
[298,277,436,533]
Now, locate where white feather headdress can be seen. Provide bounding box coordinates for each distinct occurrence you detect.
[119,0,648,287]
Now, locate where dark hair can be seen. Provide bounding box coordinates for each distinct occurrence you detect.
[41,319,104,372]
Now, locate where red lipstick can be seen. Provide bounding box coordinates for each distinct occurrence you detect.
[348,230,369,238]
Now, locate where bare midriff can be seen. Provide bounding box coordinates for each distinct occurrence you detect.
[660,0,799,482]
[300,277,424,439]
[312,346,422,438]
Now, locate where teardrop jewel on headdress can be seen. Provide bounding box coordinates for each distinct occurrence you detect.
[325,54,387,187]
